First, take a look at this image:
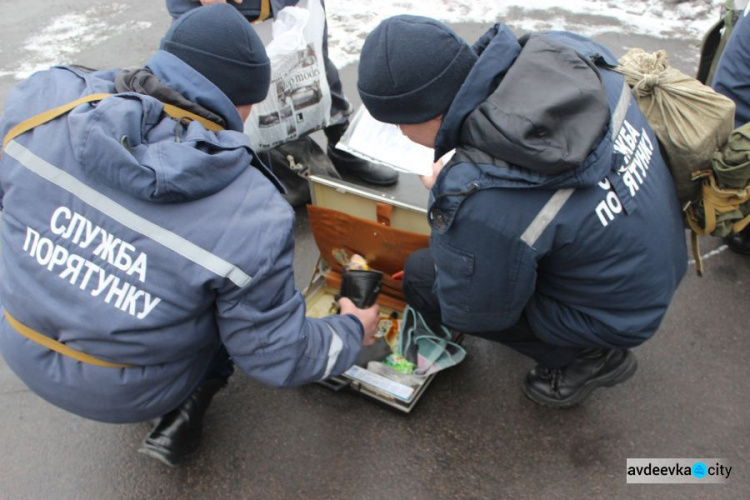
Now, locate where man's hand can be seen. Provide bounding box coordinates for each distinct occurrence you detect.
[420,159,445,190]
[199,0,243,5]
[338,297,380,346]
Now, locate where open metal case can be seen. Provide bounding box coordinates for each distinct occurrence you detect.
[304,173,458,413]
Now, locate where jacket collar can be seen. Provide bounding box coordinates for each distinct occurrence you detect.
[145,50,245,132]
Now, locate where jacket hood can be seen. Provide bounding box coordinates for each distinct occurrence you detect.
[434,23,521,160]
[66,52,278,203]
[435,27,612,189]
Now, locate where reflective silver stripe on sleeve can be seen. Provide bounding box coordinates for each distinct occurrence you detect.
[322,324,344,379]
[612,80,631,136]
[520,188,575,248]
[5,140,252,288]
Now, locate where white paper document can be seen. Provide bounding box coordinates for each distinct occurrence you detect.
[335,107,436,176]
[343,365,416,402]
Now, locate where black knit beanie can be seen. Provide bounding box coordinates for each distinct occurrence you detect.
[160,4,271,105]
[358,15,477,124]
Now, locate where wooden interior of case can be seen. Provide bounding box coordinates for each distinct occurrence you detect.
[307,203,429,310]
[308,179,430,234]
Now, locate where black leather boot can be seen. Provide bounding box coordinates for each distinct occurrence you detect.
[325,122,398,186]
[264,136,341,208]
[523,349,637,408]
[138,378,227,467]
[724,225,750,255]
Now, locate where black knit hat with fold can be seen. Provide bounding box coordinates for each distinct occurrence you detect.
[160,4,270,105]
[358,15,477,124]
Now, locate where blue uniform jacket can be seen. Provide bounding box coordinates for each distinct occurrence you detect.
[712,8,750,127]
[428,25,687,349]
[0,51,362,423]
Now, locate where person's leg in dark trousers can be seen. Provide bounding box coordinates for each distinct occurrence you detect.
[139,345,233,467]
[319,1,350,127]
[402,248,637,408]
[402,248,582,368]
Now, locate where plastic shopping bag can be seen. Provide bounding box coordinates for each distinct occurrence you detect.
[395,306,466,377]
[244,0,332,151]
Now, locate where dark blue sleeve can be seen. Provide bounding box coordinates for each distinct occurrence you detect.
[164,0,202,19]
[272,0,299,16]
[214,208,363,387]
[712,12,750,127]
[165,0,300,20]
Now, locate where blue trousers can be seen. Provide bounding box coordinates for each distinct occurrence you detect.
[402,248,583,369]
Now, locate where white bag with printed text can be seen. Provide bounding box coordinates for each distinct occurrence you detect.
[243,0,332,151]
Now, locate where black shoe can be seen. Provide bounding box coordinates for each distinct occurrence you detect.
[138,378,226,467]
[327,145,399,186]
[324,121,398,186]
[724,225,750,255]
[263,136,341,208]
[523,349,637,408]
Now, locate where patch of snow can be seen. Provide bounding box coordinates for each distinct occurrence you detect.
[325,0,725,67]
[7,4,151,80]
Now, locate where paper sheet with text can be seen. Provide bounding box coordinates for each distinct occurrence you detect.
[335,107,441,177]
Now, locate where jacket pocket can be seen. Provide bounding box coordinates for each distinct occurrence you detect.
[432,239,476,312]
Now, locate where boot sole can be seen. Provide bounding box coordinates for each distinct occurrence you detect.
[522,351,638,409]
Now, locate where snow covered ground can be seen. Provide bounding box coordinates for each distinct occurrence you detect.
[326,0,728,67]
[0,3,152,80]
[0,0,732,79]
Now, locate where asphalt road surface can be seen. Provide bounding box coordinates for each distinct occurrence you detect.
[0,2,748,499]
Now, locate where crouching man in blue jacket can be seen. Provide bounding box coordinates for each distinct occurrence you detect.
[0,4,378,466]
[357,16,686,408]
